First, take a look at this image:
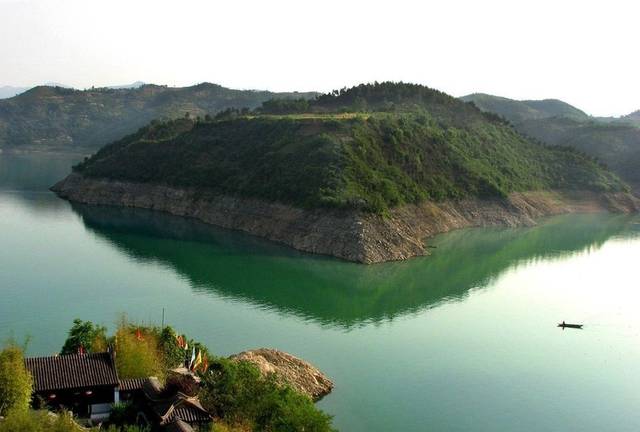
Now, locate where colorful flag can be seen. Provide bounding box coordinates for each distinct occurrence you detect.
[78,344,85,355]
[135,328,144,341]
[201,356,209,373]
[193,350,202,371]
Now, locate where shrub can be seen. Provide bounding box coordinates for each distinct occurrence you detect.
[158,327,186,369]
[199,358,334,432]
[60,319,108,354]
[0,409,84,432]
[108,402,138,427]
[0,343,33,416]
[114,320,164,380]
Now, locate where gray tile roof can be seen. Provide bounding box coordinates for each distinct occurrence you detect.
[118,377,148,392]
[24,352,119,392]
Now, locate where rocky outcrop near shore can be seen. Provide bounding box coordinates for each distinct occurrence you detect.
[51,173,640,263]
[229,348,334,401]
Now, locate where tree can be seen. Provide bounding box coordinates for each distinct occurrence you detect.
[199,358,334,432]
[0,344,33,416]
[158,326,186,369]
[60,319,108,355]
[114,320,164,380]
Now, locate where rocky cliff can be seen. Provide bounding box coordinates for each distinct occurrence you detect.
[51,173,639,263]
[229,348,334,401]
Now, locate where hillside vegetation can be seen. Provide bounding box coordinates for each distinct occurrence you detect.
[0,83,317,151]
[75,83,625,213]
[462,93,640,186]
[72,83,626,215]
[461,93,590,122]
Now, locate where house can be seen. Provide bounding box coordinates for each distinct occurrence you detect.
[151,393,212,427]
[118,377,148,401]
[24,352,213,429]
[24,352,120,421]
[143,376,212,430]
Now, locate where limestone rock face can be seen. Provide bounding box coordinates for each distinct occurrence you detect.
[229,348,334,401]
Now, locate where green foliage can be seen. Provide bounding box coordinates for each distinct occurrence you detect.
[259,98,310,114]
[60,319,108,355]
[52,319,332,431]
[0,344,33,416]
[107,402,138,427]
[113,319,164,380]
[75,102,626,214]
[158,327,186,369]
[199,358,334,432]
[463,93,640,186]
[0,83,318,150]
[57,318,207,381]
[0,409,84,432]
[517,117,640,186]
[461,93,589,123]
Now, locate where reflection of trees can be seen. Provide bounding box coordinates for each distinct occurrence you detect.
[72,202,636,329]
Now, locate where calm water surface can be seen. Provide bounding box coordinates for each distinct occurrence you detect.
[1,153,640,431]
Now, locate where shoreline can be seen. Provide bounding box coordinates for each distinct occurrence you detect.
[0,147,92,157]
[51,173,640,263]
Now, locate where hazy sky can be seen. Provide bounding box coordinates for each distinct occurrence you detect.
[1,0,638,116]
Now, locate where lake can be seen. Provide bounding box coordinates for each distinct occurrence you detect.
[1,152,639,431]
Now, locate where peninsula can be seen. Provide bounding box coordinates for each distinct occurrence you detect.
[52,83,639,263]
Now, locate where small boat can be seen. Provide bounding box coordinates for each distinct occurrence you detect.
[558,322,583,329]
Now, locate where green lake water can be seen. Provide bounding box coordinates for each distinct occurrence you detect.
[1,152,640,431]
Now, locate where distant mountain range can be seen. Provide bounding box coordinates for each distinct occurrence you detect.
[460,94,590,122]
[462,94,640,186]
[0,83,317,151]
[625,110,640,123]
[0,81,149,100]
[2,81,638,189]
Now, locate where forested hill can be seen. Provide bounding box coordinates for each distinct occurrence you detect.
[72,83,627,214]
[0,83,317,151]
[460,93,589,123]
[462,93,640,186]
[625,110,640,124]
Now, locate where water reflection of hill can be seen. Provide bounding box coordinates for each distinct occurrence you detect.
[72,203,638,328]
[0,152,80,192]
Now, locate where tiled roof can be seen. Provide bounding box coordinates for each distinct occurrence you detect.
[154,393,212,425]
[171,405,211,423]
[119,377,148,392]
[143,376,163,400]
[25,352,119,392]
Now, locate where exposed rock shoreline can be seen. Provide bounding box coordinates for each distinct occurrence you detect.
[51,173,640,263]
[230,348,334,401]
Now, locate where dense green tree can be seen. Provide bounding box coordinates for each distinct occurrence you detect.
[75,105,627,215]
[158,326,186,369]
[113,320,164,380]
[60,319,108,355]
[199,358,334,432]
[0,344,33,416]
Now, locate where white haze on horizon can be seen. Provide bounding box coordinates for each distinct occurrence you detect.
[0,0,638,117]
